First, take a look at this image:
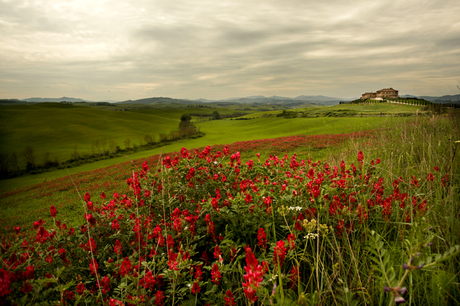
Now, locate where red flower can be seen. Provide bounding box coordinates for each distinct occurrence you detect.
[211,263,221,285]
[89,259,98,275]
[287,233,295,250]
[214,245,222,262]
[100,275,111,294]
[76,282,85,295]
[426,173,434,182]
[242,246,264,303]
[21,281,33,294]
[273,240,286,267]
[109,298,124,306]
[257,228,267,251]
[50,205,57,218]
[140,271,156,289]
[357,151,364,165]
[112,219,120,231]
[191,281,200,294]
[289,266,300,289]
[155,290,165,305]
[85,214,96,226]
[66,290,75,300]
[225,289,236,306]
[0,269,12,298]
[114,239,122,255]
[120,257,132,276]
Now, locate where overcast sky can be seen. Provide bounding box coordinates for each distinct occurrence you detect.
[1,0,459,101]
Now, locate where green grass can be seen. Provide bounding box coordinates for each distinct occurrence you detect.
[0,115,386,191]
[0,103,180,166]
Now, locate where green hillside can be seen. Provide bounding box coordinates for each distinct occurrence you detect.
[0,101,429,191]
[0,103,186,167]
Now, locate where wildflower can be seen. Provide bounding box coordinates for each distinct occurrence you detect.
[287,233,295,250]
[155,290,165,305]
[21,281,33,294]
[289,266,300,289]
[112,219,120,231]
[76,282,85,295]
[36,226,50,243]
[242,246,264,303]
[214,245,222,263]
[426,173,434,182]
[0,269,12,298]
[14,226,20,235]
[66,290,75,300]
[257,228,267,251]
[211,197,220,211]
[357,151,364,165]
[109,298,124,306]
[50,205,57,218]
[191,281,200,294]
[211,263,221,285]
[85,214,96,226]
[90,259,98,275]
[225,289,236,306]
[25,265,35,279]
[100,275,111,294]
[84,192,91,202]
[273,240,286,267]
[114,239,122,255]
[140,271,156,290]
[120,257,132,276]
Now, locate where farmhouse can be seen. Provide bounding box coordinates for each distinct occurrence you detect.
[361,88,398,100]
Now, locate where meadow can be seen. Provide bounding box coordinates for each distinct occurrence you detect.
[0,102,459,305]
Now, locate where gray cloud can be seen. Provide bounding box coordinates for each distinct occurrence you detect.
[0,0,459,100]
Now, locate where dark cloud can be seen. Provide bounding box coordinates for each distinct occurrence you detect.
[0,0,459,100]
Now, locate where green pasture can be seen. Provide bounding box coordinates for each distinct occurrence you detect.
[0,104,253,169]
[246,102,424,118]
[0,113,394,191]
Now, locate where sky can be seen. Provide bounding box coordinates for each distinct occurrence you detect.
[1,0,459,101]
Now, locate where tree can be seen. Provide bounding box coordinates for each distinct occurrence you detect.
[144,134,155,145]
[179,114,197,137]
[124,138,131,150]
[180,114,192,122]
[212,111,220,120]
[23,146,36,170]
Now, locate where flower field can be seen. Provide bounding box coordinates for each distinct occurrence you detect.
[1,115,459,305]
[0,131,375,235]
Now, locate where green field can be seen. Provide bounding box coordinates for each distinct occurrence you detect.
[0,102,429,191]
[1,101,458,305]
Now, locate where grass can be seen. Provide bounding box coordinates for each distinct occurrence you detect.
[0,109,458,305]
[0,115,386,191]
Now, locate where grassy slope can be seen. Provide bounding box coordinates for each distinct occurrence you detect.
[0,104,208,167]
[0,114,385,190]
[247,102,423,118]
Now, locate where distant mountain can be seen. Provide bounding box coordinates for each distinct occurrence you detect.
[398,94,460,104]
[294,95,342,101]
[419,94,460,103]
[117,95,347,106]
[118,97,192,105]
[22,97,88,103]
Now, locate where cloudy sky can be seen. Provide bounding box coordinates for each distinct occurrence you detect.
[1,0,459,101]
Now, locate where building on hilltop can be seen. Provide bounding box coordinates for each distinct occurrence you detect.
[361,88,398,100]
